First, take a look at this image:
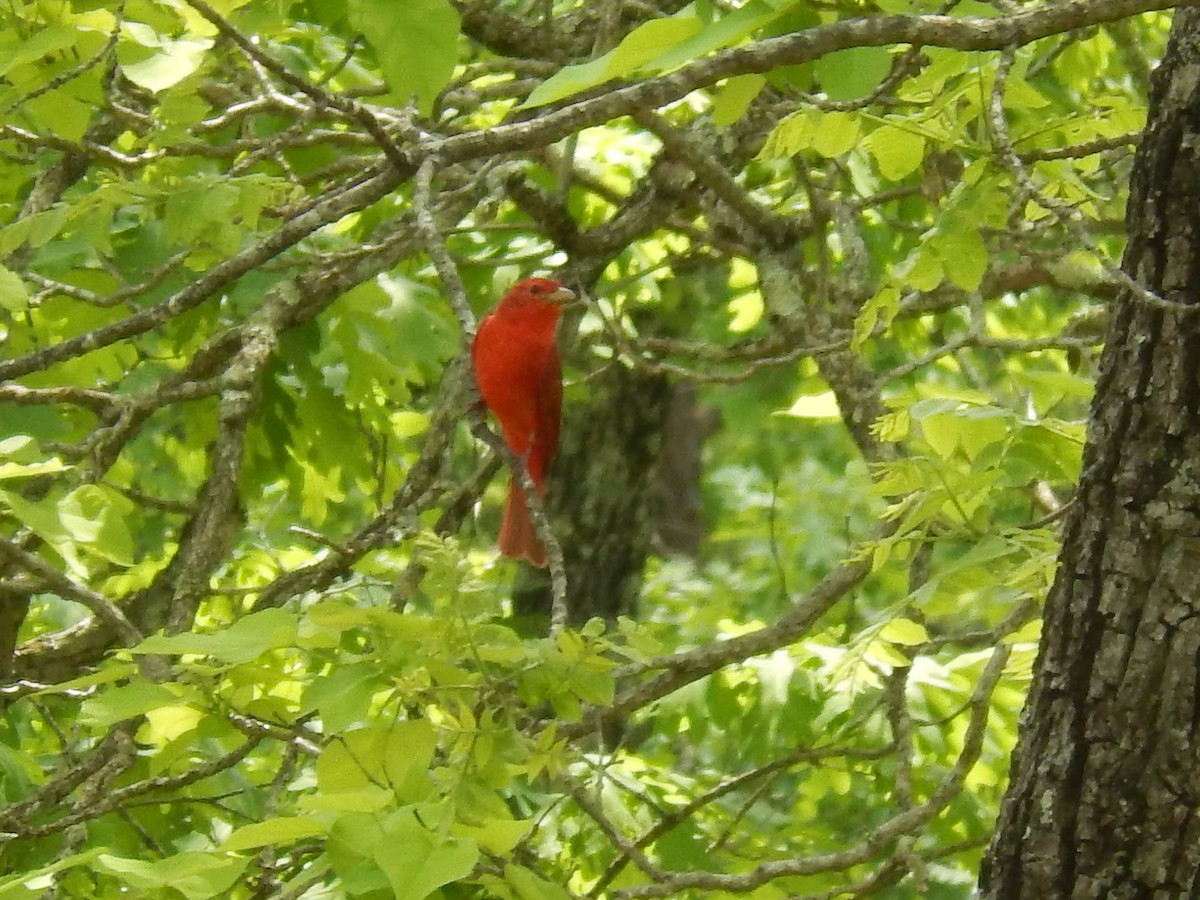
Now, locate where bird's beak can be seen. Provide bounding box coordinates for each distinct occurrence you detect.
[547,286,578,306]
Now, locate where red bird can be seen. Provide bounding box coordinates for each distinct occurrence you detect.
[471,277,576,566]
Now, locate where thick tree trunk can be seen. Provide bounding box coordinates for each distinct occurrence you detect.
[980,12,1200,897]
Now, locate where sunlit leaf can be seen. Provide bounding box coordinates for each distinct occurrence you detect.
[130,609,299,664]
[349,0,460,114]
[375,821,478,900]
[0,265,29,312]
[120,32,212,92]
[815,46,892,100]
[812,111,860,158]
[97,852,247,900]
[712,74,766,127]
[865,125,928,181]
[80,682,182,728]
[222,817,327,852]
[779,391,841,420]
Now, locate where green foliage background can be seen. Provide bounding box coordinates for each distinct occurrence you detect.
[0,0,1168,897]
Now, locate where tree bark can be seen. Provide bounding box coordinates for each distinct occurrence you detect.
[980,11,1200,897]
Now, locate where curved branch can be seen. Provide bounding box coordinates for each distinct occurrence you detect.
[0,167,404,382]
[436,0,1195,164]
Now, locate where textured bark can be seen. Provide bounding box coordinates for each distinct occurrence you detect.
[652,382,718,557]
[980,12,1200,897]
[0,586,29,679]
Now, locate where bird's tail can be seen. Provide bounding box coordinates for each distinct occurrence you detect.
[498,481,547,567]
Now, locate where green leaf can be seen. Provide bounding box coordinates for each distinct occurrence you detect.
[651,0,782,71]
[920,412,964,458]
[1004,73,1050,110]
[119,28,213,93]
[97,852,247,900]
[383,720,438,802]
[934,534,1020,581]
[0,435,45,465]
[375,819,478,900]
[314,739,369,796]
[812,111,860,158]
[864,125,927,181]
[144,704,205,742]
[501,864,576,900]
[300,662,380,732]
[326,813,390,893]
[302,601,375,635]
[1010,421,1084,482]
[80,682,181,728]
[222,816,327,852]
[130,608,298,664]
[524,17,702,108]
[605,17,704,75]
[900,245,944,291]
[760,110,812,157]
[815,47,892,100]
[779,391,842,420]
[391,410,430,438]
[727,291,763,332]
[58,484,135,566]
[565,664,614,707]
[349,0,461,115]
[1012,370,1094,410]
[897,46,970,103]
[854,285,901,349]
[453,817,532,855]
[311,723,436,806]
[933,227,988,291]
[0,265,29,312]
[366,279,459,380]
[0,218,32,258]
[0,490,82,575]
[880,618,930,645]
[297,456,345,525]
[521,57,611,110]
[712,74,766,127]
[760,108,863,159]
[33,662,140,696]
[957,405,1012,459]
[301,785,393,812]
[0,436,68,481]
[0,849,106,900]
[0,27,80,80]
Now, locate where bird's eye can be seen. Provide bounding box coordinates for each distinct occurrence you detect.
[529,284,543,294]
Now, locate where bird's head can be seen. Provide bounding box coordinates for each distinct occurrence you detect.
[504,277,577,310]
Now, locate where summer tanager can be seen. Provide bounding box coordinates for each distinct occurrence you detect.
[471,277,576,566]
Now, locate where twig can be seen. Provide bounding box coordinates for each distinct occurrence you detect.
[185,0,413,169]
[0,536,141,645]
[9,737,262,839]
